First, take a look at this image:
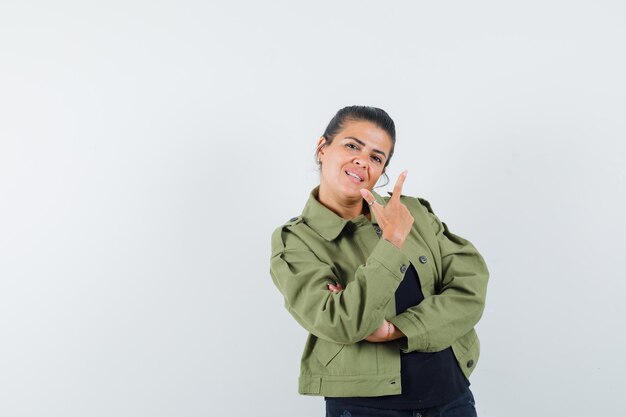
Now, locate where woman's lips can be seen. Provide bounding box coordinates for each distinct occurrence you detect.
[345,170,364,183]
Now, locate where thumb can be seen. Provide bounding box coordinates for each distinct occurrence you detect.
[360,188,375,204]
[360,189,382,211]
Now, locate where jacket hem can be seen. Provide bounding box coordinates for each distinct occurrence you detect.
[299,373,402,397]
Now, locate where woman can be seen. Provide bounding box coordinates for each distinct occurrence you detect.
[270,106,489,417]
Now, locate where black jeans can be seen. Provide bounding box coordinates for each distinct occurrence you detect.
[325,388,477,417]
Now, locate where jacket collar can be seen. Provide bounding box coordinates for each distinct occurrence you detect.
[302,185,387,241]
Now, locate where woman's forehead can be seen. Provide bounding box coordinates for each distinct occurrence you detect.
[337,121,393,151]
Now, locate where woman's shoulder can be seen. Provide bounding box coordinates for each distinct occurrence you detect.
[384,191,437,216]
[270,215,313,256]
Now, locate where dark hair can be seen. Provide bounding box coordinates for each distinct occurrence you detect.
[316,105,396,187]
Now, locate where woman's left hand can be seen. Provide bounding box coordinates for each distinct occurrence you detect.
[327,282,344,293]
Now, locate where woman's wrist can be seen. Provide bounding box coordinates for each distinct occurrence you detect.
[387,321,405,341]
[383,235,405,250]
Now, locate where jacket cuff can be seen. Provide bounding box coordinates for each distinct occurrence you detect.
[369,238,411,283]
[389,314,429,353]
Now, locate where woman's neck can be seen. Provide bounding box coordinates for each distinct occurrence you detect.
[317,185,371,221]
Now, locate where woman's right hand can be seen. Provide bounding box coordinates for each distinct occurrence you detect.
[360,170,414,250]
[364,320,405,342]
[328,283,405,342]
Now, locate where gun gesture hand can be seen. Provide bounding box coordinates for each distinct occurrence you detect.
[360,170,414,249]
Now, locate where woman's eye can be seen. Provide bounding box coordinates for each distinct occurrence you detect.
[372,156,382,163]
[346,143,358,150]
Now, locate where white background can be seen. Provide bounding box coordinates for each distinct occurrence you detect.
[1,1,625,416]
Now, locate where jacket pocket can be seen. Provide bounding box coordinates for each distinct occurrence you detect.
[312,339,345,367]
[312,340,379,375]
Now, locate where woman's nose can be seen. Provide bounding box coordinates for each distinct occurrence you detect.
[354,157,367,167]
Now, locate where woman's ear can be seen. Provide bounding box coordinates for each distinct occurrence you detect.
[316,136,327,162]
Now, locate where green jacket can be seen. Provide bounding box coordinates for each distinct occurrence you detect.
[270,186,489,397]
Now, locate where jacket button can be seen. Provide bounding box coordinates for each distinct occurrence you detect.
[467,359,474,368]
[419,255,427,264]
[374,225,382,237]
[400,265,407,273]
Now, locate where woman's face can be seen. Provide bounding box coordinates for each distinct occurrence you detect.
[317,119,393,201]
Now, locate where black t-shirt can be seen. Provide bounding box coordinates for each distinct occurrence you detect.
[325,263,469,410]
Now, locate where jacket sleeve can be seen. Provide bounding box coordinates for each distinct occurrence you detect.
[389,202,489,353]
[270,225,410,345]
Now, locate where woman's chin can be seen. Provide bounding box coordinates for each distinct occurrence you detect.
[340,184,366,200]
[323,178,369,201]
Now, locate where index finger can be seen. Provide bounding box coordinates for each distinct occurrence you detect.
[392,170,408,200]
